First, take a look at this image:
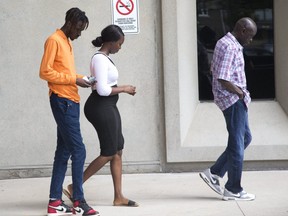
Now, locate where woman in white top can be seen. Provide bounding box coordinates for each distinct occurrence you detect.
[64,25,138,207]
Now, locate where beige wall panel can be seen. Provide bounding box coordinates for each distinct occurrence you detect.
[163,0,288,164]
[274,0,288,114]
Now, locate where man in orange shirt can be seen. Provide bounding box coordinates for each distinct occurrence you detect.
[39,8,99,216]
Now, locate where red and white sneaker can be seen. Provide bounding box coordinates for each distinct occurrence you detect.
[47,199,73,216]
[73,200,99,216]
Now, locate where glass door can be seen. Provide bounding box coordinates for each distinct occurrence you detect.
[197,0,274,100]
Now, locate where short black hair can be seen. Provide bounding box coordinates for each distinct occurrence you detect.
[65,7,89,29]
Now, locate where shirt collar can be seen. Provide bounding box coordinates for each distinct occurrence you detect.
[56,29,70,41]
[226,32,243,50]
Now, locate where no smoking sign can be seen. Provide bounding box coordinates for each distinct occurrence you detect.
[112,0,139,34]
[116,0,134,15]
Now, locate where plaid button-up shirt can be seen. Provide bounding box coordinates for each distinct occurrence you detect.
[211,32,251,111]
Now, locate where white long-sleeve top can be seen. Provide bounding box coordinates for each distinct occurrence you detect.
[90,52,118,96]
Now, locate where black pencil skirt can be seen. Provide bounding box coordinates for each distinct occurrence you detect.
[84,90,124,156]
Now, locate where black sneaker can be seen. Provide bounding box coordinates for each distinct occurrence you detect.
[47,199,72,216]
[73,200,99,216]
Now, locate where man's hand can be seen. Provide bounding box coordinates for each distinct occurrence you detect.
[236,89,244,99]
[218,79,244,99]
[76,78,91,88]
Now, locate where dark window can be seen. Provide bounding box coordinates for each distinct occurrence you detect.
[197,0,274,101]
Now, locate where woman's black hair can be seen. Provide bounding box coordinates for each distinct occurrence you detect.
[92,24,124,47]
[65,7,89,29]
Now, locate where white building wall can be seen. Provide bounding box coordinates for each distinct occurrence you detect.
[0,0,287,179]
[0,0,164,178]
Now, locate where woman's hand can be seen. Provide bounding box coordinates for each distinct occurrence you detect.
[122,85,136,96]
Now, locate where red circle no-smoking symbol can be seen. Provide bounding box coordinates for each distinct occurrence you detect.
[116,0,134,16]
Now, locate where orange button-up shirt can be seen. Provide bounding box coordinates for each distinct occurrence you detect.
[39,29,83,103]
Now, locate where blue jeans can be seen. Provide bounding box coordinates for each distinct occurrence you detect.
[49,93,86,201]
[210,99,252,193]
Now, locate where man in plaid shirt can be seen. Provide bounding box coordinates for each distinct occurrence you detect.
[200,17,257,201]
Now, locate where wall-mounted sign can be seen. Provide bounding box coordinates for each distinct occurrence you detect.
[111,0,139,34]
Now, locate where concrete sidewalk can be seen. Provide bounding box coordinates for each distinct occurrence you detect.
[0,171,287,216]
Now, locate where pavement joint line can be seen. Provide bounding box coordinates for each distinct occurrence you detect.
[236,201,246,216]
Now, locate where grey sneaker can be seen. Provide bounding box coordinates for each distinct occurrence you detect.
[223,188,255,201]
[199,169,223,195]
